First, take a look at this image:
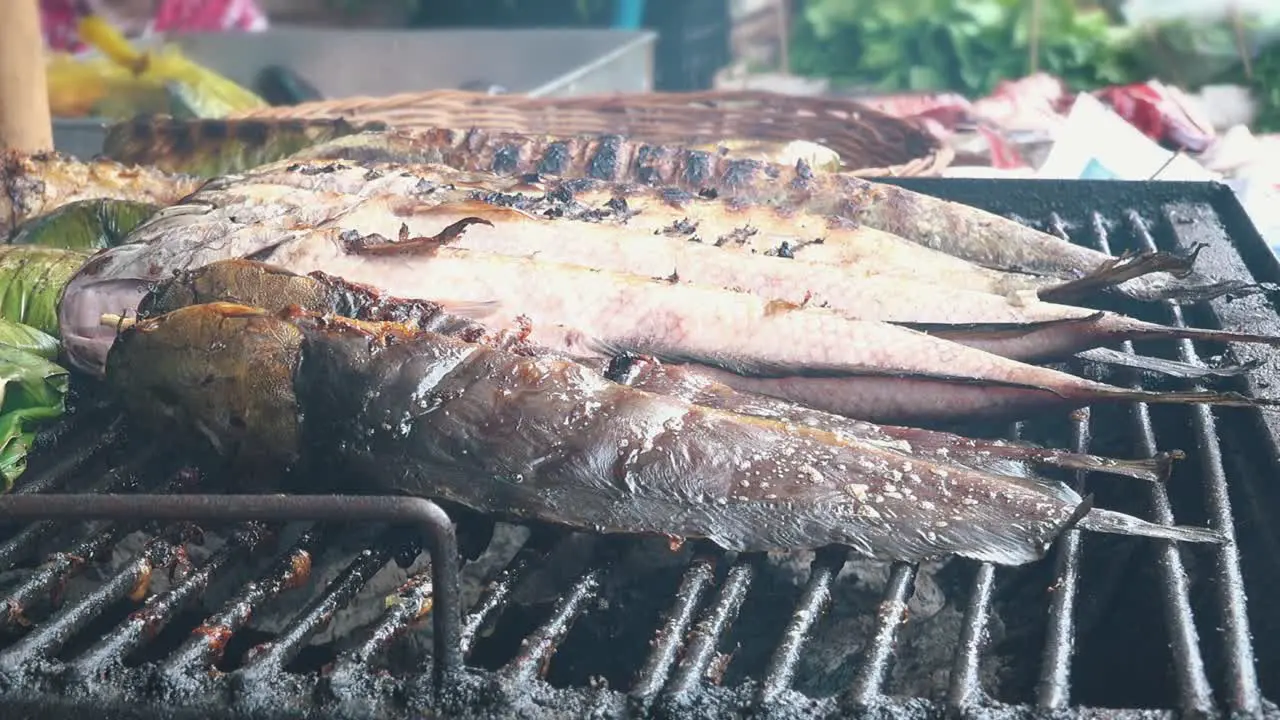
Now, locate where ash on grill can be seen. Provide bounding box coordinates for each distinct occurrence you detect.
[0,179,1278,720]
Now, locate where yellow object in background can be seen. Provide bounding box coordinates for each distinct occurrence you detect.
[47,15,267,120]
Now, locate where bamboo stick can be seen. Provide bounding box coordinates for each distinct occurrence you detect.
[0,0,55,152]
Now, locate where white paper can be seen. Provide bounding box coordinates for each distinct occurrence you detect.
[1037,93,1216,181]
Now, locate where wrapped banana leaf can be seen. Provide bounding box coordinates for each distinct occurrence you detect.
[9,199,159,251]
[0,346,68,489]
[103,116,382,177]
[0,246,93,337]
[0,319,59,360]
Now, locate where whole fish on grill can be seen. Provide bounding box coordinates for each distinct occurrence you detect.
[103,300,1224,564]
[137,257,1181,484]
[100,120,1240,303]
[320,196,1280,364]
[284,128,1260,304]
[58,161,1280,425]
[0,150,201,239]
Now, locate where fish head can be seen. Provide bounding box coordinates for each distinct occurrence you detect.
[104,301,305,468]
[138,259,333,318]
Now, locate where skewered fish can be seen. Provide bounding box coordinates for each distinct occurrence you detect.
[95,120,1240,303]
[138,257,1181,485]
[0,150,201,239]
[286,128,1259,303]
[104,300,1223,564]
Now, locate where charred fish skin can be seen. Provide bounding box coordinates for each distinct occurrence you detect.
[102,116,388,178]
[138,258,1174,485]
[290,129,1248,302]
[108,300,1092,564]
[1,149,202,239]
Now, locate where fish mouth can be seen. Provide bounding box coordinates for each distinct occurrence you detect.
[58,277,155,377]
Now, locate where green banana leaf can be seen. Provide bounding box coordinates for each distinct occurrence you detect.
[0,318,60,360]
[0,345,68,489]
[8,198,159,251]
[0,246,93,337]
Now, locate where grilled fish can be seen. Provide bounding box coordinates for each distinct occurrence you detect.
[60,164,1278,424]
[104,301,1223,564]
[102,116,385,177]
[349,198,1280,363]
[287,129,1257,303]
[138,257,1180,485]
[0,150,202,239]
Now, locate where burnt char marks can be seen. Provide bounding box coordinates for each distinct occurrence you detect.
[721,159,765,191]
[587,135,626,181]
[538,141,573,176]
[682,151,715,189]
[490,144,524,175]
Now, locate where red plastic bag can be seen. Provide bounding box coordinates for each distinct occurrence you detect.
[1093,80,1216,154]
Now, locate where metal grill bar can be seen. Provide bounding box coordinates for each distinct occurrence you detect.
[501,569,602,684]
[664,557,755,699]
[0,536,178,669]
[242,540,396,673]
[1035,407,1091,709]
[1093,214,1216,715]
[339,567,435,669]
[757,548,847,704]
[72,523,272,672]
[630,553,717,701]
[0,494,463,692]
[461,551,533,656]
[1134,210,1262,714]
[11,418,122,497]
[165,527,326,673]
[846,562,916,705]
[947,563,996,708]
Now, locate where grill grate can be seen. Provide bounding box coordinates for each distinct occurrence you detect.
[0,179,1278,720]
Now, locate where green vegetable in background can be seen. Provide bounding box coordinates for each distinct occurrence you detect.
[0,346,68,489]
[9,199,158,252]
[0,246,93,337]
[791,0,1138,96]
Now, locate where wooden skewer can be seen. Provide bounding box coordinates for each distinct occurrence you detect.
[101,313,137,331]
[0,0,54,152]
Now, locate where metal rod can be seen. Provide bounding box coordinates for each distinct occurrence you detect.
[1035,408,1090,709]
[758,548,846,704]
[501,569,602,684]
[630,554,717,701]
[1130,211,1261,714]
[947,562,996,709]
[0,494,463,690]
[846,562,916,706]
[664,558,755,699]
[460,552,533,657]
[1091,215,1215,715]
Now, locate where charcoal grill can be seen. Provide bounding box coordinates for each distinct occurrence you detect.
[0,179,1278,720]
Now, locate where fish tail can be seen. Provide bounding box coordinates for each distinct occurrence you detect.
[1076,508,1225,544]
[1038,252,1196,303]
[1091,386,1280,409]
[1127,320,1280,349]
[1043,451,1179,483]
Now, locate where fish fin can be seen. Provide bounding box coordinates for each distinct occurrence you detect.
[1040,450,1179,483]
[1074,347,1262,379]
[340,217,494,256]
[1128,323,1280,350]
[583,339,1077,396]
[1076,508,1226,544]
[895,313,1106,341]
[430,300,503,320]
[1037,252,1198,303]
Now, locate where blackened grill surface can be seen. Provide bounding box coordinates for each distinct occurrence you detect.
[1,179,1279,720]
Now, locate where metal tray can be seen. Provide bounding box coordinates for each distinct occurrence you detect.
[52,26,657,159]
